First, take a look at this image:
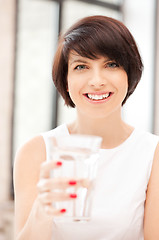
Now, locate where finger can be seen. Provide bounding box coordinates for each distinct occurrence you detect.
[37,177,84,192]
[44,205,67,216]
[40,160,62,178]
[38,191,77,204]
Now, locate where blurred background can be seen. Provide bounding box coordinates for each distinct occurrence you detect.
[0,0,159,239]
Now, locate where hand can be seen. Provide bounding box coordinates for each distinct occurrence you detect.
[37,160,82,216]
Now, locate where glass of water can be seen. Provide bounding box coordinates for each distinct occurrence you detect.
[45,134,102,222]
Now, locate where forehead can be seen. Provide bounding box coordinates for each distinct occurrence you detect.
[68,51,110,63]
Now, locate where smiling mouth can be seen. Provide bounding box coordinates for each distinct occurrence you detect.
[84,92,112,101]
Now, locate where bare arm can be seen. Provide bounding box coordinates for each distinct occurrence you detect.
[14,135,80,240]
[13,136,54,240]
[144,142,159,239]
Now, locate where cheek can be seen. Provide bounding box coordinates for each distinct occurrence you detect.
[67,75,84,93]
[67,78,74,93]
[124,74,128,92]
[118,72,128,91]
[113,72,128,101]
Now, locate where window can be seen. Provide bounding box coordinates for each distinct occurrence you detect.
[13,0,123,155]
[13,0,59,155]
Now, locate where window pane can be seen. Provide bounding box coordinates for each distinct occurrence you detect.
[62,0,122,33]
[13,0,58,155]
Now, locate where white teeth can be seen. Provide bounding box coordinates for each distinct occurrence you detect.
[87,93,110,100]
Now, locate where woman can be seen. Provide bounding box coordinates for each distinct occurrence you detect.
[14,15,159,240]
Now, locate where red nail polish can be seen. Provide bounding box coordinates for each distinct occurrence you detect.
[56,161,62,166]
[60,208,66,213]
[69,180,77,185]
[70,193,77,198]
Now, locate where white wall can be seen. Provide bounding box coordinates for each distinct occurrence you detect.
[154,0,159,134]
[123,0,156,132]
[0,0,15,201]
[13,0,59,155]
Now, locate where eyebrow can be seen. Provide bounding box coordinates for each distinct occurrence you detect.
[69,59,89,66]
[69,56,112,65]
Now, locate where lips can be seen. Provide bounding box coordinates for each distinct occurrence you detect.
[83,92,113,102]
[87,93,110,100]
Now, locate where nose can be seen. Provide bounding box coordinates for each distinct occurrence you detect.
[88,68,106,88]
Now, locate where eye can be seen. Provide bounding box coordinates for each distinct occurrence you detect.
[74,65,87,71]
[106,61,119,68]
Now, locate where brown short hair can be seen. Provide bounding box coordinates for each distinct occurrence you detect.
[52,15,143,108]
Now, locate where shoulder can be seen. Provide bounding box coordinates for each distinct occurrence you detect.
[134,129,159,142]
[150,141,159,180]
[14,135,46,189]
[14,123,68,183]
[132,129,159,154]
[147,141,159,186]
[14,135,46,166]
[144,142,159,238]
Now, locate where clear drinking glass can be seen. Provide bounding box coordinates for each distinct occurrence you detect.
[45,134,102,222]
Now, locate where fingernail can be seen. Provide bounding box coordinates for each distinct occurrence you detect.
[60,208,66,213]
[68,180,77,185]
[56,161,62,166]
[70,193,77,198]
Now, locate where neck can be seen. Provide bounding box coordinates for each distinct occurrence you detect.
[68,108,134,149]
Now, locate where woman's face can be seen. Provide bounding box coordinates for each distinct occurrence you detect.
[67,51,128,118]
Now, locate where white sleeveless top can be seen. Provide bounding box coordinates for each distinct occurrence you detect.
[41,124,159,240]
